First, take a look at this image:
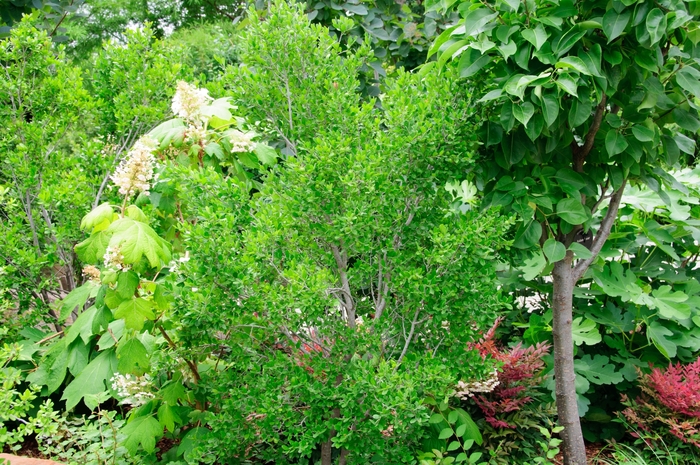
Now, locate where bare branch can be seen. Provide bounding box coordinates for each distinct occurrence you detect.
[395,307,421,369]
[572,95,607,172]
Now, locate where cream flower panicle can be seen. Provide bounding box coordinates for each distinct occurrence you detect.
[82,265,101,283]
[172,81,211,123]
[111,136,157,197]
[227,129,256,153]
[454,369,500,400]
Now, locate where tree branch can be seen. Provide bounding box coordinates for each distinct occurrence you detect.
[572,95,607,172]
[572,180,626,281]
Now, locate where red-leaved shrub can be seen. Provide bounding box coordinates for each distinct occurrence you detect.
[621,358,700,448]
[467,317,551,429]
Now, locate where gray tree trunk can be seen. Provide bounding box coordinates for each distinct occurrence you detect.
[552,255,586,465]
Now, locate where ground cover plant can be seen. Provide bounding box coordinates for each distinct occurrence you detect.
[1,0,700,464]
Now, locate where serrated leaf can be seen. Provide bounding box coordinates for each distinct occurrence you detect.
[543,238,566,263]
[122,416,163,455]
[148,119,186,149]
[75,230,111,264]
[201,97,233,121]
[117,338,150,375]
[158,403,182,433]
[125,205,148,223]
[114,298,155,331]
[107,217,171,268]
[117,271,140,299]
[58,281,97,321]
[556,198,590,224]
[81,203,114,232]
[61,349,117,410]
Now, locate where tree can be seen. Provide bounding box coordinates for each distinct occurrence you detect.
[429,0,700,462]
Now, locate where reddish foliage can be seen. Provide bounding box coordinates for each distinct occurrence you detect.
[468,318,551,428]
[647,359,700,418]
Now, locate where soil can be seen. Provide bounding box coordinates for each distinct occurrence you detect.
[552,442,614,464]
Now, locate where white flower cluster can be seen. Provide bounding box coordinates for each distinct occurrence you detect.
[227,129,255,153]
[185,124,208,144]
[82,265,101,283]
[172,81,211,123]
[454,369,500,400]
[168,251,190,275]
[110,373,155,407]
[103,246,129,271]
[112,136,157,197]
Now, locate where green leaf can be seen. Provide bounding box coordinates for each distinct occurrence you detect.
[675,133,696,155]
[61,349,117,410]
[522,24,549,51]
[513,220,542,249]
[631,125,654,142]
[114,298,155,331]
[575,354,623,384]
[648,320,677,358]
[65,305,98,345]
[429,413,444,424]
[117,338,151,375]
[439,427,453,439]
[125,205,149,223]
[602,9,631,42]
[556,198,590,225]
[646,8,667,45]
[572,317,602,346]
[201,97,233,121]
[605,131,628,157]
[543,238,566,263]
[462,9,498,38]
[107,217,171,268]
[568,242,593,259]
[447,440,461,451]
[117,271,140,299]
[652,286,690,320]
[513,102,535,126]
[541,93,560,127]
[453,408,482,444]
[149,119,186,149]
[121,416,163,455]
[556,57,591,75]
[428,24,460,58]
[58,281,97,322]
[81,203,114,232]
[158,403,183,433]
[521,251,547,280]
[553,168,586,199]
[254,143,277,165]
[75,230,111,264]
[555,74,578,97]
[98,320,125,351]
[676,67,700,97]
[458,51,491,78]
[438,39,469,68]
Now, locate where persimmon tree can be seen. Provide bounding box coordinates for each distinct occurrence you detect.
[429,0,700,462]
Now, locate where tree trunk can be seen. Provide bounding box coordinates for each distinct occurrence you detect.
[552,255,586,465]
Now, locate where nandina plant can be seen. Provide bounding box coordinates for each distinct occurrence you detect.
[621,359,700,448]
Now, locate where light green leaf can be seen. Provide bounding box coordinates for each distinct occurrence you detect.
[117,338,151,375]
[522,24,549,51]
[58,281,98,322]
[652,286,690,320]
[254,143,277,165]
[572,317,602,346]
[81,203,114,232]
[543,238,566,263]
[676,66,700,97]
[602,9,631,42]
[158,403,183,433]
[114,298,155,331]
[61,349,117,410]
[122,416,163,455]
[75,230,111,264]
[646,8,667,45]
[555,74,578,97]
[521,251,547,280]
[458,52,491,78]
[568,242,593,259]
[201,97,233,121]
[675,133,696,155]
[117,271,140,300]
[513,102,535,126]
[439,427,453,439]
[556,56,591,75]
[125,205,148,223]
[556,198,590,224]
[107,217,171,268]
[462,9,498,38]
[647,320,676,358]
[148,119,186,149]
